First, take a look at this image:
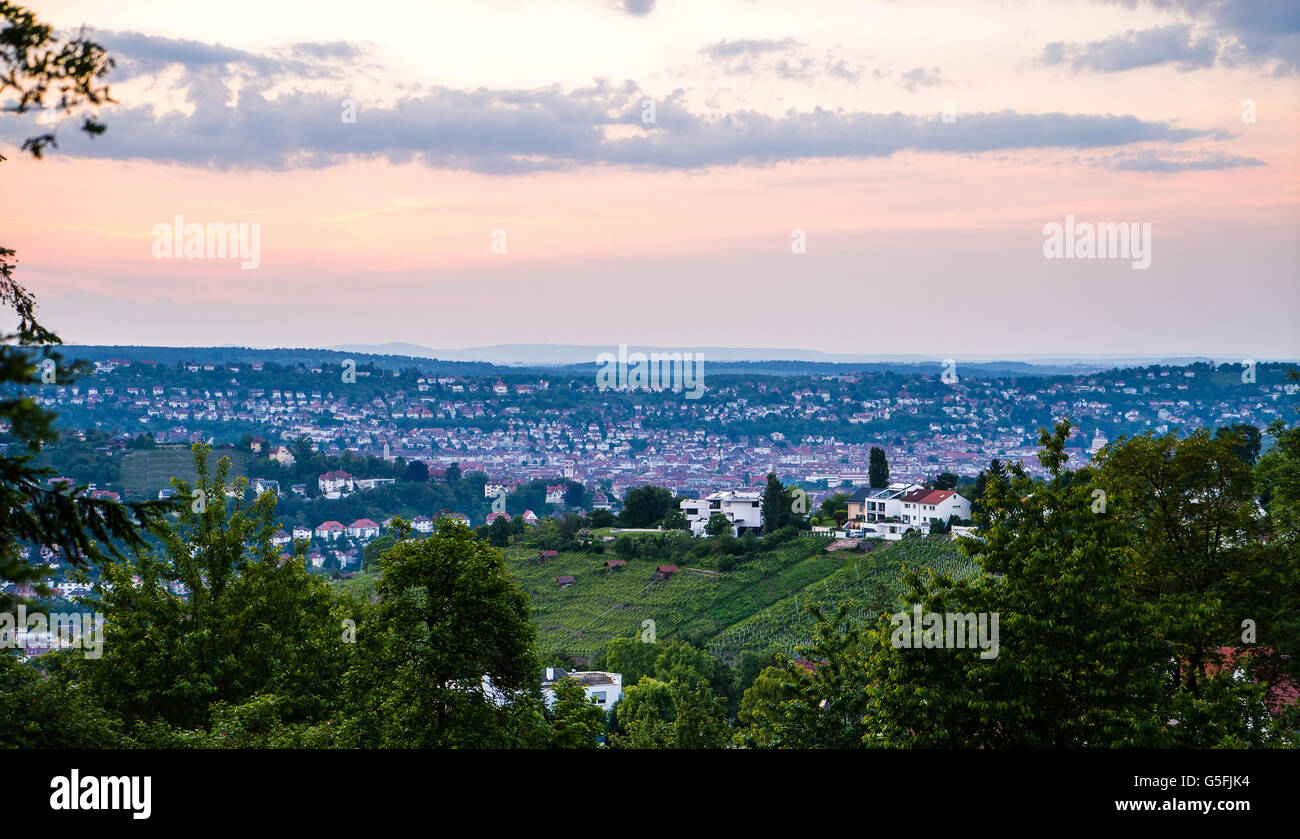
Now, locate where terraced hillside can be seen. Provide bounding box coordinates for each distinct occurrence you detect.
[706,539,979,659]
[502,536,979,660]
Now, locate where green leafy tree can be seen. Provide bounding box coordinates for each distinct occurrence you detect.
[349,517,544,747]
[619,485,675,528]
[704,512,732,538]
[549,677,606,748]
[77,444,353,735]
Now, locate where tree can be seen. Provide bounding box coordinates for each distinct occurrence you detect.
[351,517,543,747]
[76,445,353,735]
[0,5,170,606]
[444,462,462,483]
[704,512,732,538]
[865,421,1172,747]
[488,514,512,546]
[563,481,587,509]
[1215,423,1262,466]
[869,446,890,488]
[761,473,785,534]
[932,472,959,490]
[619,485,675,528]
[548,677,606,748]
[401,459,429,482]
[661,509,689,531]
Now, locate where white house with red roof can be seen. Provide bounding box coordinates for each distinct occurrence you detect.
[347,518,381,540]
[899,488,971,527]
[318,470,355,498]
[314,520,346,541]
[545,484,566,505]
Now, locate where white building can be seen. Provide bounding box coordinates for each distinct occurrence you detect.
[346,518,381,540]
[898,489,971,527]
[540,667,623,713]
[847,482,924,524]
[318,470,355,498]
[679,490,764,536]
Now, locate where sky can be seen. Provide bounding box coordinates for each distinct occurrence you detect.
[2,0,1298,359]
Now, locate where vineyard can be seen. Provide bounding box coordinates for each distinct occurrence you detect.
[504,536,840,658]
[504,536,981,661]
[705,539,980,660]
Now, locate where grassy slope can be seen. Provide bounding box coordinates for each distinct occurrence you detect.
[330,536,979,662]
[503,536,977,660]
[120,446,248,495]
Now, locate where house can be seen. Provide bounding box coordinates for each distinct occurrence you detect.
[269,446,296,465]
[314,520,346,541]
[556,575,576,589]
[679,490,764,537]
[538,550,559,563]
[253,478,280,497]
[656,564,678,580]
[89,489,120,501]
[591,491,611,511]
[604,559,626,570]
[411,515,434,533]
[306,552,325,568]
[540,667,623,712]
[249,436,266,453]
[318,470,355,498]
[291,525,313,542]
[521,509,539,525]
[445,512,471,526]
[290,483,306,497]
[485,511,510,525]
[899,489,971,527]
[545,484,566,505]
[271,530,292,547]
[846,483,925,524]
[347,518,381,540]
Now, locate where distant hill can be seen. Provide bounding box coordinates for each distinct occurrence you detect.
[48,343,1243,378]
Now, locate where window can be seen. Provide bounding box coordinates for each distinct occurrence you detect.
[592,692,607,704]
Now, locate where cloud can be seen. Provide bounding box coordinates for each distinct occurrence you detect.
[1057,2,1299,75]
[701,38,869,85]
[1102,149,1265,171]
[898,66,945,91]
[619,0,656,15]
[2,31,1214,175]
[1043,24,1218,73]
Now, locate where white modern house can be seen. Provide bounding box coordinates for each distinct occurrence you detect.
[679,490,765,536]
[540,667,624,712]
[847,482,925,524]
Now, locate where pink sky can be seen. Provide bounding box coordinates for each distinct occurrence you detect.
[3,0,1298,357]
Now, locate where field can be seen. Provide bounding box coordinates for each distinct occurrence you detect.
[120,446,248,496]
[705,538,979,659]
[501,536,978,661]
